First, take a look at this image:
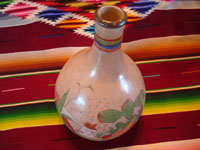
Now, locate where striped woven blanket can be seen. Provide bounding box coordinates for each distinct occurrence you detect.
[0,0,200,149]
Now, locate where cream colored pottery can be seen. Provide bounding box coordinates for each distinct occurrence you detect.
[55,5,145,141]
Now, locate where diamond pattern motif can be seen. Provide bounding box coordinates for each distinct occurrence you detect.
[36,7,68,22]
[128,0,159,15]
[56,17,88,29]
[0,0,166,38]
[4,2,38,19]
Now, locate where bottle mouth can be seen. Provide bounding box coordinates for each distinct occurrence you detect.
[94,5,127,29]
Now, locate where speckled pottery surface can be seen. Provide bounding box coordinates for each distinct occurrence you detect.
[55,5,146,141]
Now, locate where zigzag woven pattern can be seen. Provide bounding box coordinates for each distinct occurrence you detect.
[0,0,169,38]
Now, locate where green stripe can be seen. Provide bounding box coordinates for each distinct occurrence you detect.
[0,88,199,123]
[95,35,122,47]
[0,70,60,79]
[145,88,200,107]
[0,112,59,123]
[0,102,58,122]
[147,84,200,93]
[146,96,200,107]
[0,0,13,5]
[0,99,54,107]
[147,88,200,101]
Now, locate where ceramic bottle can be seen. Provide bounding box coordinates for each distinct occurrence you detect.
[55,5,145,141]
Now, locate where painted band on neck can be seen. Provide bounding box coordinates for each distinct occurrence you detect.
[94,32,122,52]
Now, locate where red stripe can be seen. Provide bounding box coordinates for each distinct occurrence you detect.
[5,7,37,14]
[0,9,200,54]
[0,110,199,149]
[94,42,120,53]
[138,58,200,90]
[0,58,199,105]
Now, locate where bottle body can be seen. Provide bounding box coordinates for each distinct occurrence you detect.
[55,5,145,141]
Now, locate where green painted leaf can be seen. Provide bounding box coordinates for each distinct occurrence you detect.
[109,127,116,134]
[99,109,122,123]
[130,116,137,123]
[96,133,104,138]
[135,90,145,106]
[122,99,134,120]
[130,107,143,123]
[58,90,69,113]
[115,122,126,129]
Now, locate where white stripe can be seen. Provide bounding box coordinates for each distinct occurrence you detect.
[1,87,25,92]
[109,138,200,150]
[0,14,37,28]
[143,74,160,78]
[157,0,200,10]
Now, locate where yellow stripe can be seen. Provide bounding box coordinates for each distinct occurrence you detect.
[48,84,56,86]
[100,1,120,6]
[0,116,63,131]
[67,2,91,7]
[142,102,200,116]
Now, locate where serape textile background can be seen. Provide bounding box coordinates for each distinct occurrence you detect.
[0,0,200,150]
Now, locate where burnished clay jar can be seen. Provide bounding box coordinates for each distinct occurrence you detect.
[55,5,146,141]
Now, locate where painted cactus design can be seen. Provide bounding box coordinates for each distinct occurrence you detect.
[57,88,145,140]
[98,109,122,123]
[97,90,145,139]
[57,90,69,113]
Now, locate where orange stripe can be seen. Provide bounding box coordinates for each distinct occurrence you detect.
[94,42,120,53]
[181,70,200,74]
[57,24,85,29]
[127,18,142,22]
[95,32,122,42]
[60,19,84,23]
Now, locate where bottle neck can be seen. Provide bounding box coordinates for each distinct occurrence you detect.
[86,23,125,79]
[93,23,124,53]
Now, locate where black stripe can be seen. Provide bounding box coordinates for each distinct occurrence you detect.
[136,24,160,28]
[155,126,177,130]
[52,137,80,142]
[57,22,87,26]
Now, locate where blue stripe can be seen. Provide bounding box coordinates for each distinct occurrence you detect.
[37,13,66,17]
[129,1,158,7]
[94,39,121,50]
[129,4,157,9]
[40,34,64,38]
